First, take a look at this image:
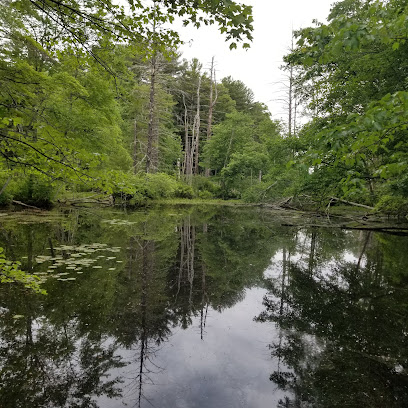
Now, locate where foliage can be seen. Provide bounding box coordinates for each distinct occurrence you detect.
[16,0,254,53]
[191,175,220,198]
[375,195,408,217]
[13,173,55,207]
[101,170,194,204]
[284,0,408,208]
[0,247,46,294]
[174,182,194,199]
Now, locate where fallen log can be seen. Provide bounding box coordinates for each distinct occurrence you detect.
[328,197,375,210]
[12,200,41,210]
[60,195,114,206]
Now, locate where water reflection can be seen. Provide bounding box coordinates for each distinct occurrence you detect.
[259,227,408,407]
[0,207,407,407]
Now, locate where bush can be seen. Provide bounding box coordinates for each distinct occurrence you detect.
[198,190,213,199]
[192,175,220,196]
[105,171,183,205]
[174,183,194,199]
[375,195,408,217]
[142,173,178,199]
[128,191,148,206]
[14,173,55,208]
[241,183,271,203]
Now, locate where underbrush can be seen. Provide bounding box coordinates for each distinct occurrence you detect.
[0,171,55,208]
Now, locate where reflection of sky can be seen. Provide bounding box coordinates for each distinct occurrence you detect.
[99,287,286,408]
[264,232,368,291]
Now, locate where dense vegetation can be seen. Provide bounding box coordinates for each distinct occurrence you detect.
[0,0,278,207]
[2,0,407,212]
[284,0,408,215]
[1,0,408,288]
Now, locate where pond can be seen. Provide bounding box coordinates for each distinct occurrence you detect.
[0,205,408,407]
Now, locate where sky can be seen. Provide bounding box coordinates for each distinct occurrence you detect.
[176,0,334,121]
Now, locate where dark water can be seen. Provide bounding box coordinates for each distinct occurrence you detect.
[0,205,408,408]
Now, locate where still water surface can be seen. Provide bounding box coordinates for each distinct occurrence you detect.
[0,205,408,407]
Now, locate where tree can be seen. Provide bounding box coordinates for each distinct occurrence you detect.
[204,56,218,177]
[14,0,254,57]
[221,76,255,113]
[0,0,254,178]
[284,0,408,207]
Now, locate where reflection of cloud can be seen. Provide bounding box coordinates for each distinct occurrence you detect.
[98,288,286,408]
[109,288,287,408]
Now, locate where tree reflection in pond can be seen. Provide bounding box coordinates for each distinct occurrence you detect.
[2,208,408,407]
[0,206,280,407]
[258,228,408,408]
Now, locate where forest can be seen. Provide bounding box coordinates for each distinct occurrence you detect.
[1,3,408,405]
[1,0,408,212]
[1,0,408,284]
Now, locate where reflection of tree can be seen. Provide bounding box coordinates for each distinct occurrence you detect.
[111,226,176,407]
[167,208,281,331]
[171,216,204,330]
[200,224,209,340]
[0,206,294,407]
[0,291,125,407]
[258,229,408,408]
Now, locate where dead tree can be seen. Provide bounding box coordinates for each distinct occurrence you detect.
[146,51,158,173]
[205,57,218,177]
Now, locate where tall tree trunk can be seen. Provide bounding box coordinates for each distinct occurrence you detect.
[133,119,138,173]
[287,32,300,143]
[146,53,158,173]
[182,93,192,182]
[193,75,202,175]
[288,63,293,138]
[205,57,217,177]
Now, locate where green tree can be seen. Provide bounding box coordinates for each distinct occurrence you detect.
[285,0,408,208]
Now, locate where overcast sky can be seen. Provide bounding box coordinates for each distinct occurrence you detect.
[176,0,334,121]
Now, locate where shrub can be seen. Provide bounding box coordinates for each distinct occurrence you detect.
[142,173,178,199]
[174,183,194,199]
[242,183,270,203]
[104,171,182,205]
[375,195,408,217]
[14,173,55,208]
[192,175,220,196]
[198,190,213,199]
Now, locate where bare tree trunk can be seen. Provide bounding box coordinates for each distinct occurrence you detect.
[133,120,138,173]
[0,175,12,197]
[146,52,158,173]
[193,75,202,174]
[294,92,298,137]
[182,93,189,176]
[288,63,293,138]
[205,57,217,177]
[287,33,298,143]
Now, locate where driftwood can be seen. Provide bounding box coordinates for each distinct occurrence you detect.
[277,196,301,211]
[60,195,114,206]
[261,181,279,199]
[279,222,408,234]
[342,225,408,233]
[12,200,41,210]
[327,197,375,211]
